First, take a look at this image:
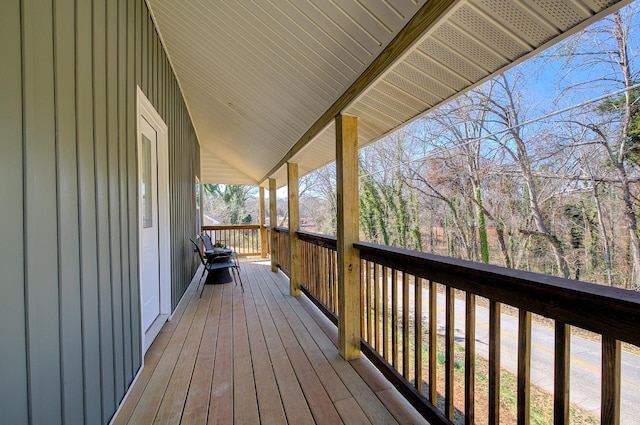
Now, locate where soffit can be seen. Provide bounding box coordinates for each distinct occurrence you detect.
[148,0,429,185]
[147,0,631,188]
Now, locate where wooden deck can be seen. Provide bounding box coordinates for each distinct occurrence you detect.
[113,259,428,425]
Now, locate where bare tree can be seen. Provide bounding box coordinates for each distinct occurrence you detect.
[550,6,640,287]
[482,74,572,278]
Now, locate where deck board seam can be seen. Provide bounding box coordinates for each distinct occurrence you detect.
[174,284,216,425]
[259,266,349,424]
[153,283,215,423]
[243,260,289,424]
[250,262,318,424]
[266,267,400,424]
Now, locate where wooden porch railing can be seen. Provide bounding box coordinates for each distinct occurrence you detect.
[298,231,338,319]
[273,227,290,274]
[273,228,640,425]
[201,224,262,256]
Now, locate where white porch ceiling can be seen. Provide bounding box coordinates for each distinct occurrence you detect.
[147,0,631,187]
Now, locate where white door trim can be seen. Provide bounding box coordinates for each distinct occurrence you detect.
[137,86,171,355]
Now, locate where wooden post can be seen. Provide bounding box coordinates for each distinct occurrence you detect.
[336,114,360,360]
[269,178,278,272]
[288,163,301,296]
[259,186,267,258]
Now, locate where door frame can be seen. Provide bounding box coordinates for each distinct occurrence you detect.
[137,86,171,354]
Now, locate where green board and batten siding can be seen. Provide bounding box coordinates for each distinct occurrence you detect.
[0,0,200,423]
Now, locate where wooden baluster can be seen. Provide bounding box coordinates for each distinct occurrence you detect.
[328,248,332,310]
[403,272,410,379]
[383,266,389,362]
[392,269,399,370]
[327,250,331,312]
[304,243,309,289]
[602,336,621,425]
[554,322,570,425]
[319,246,323,305]
[312,242,324,294]
[415,277,423,393]
[445,285,454,421]
[303,242,307,287]
[429,279,437,404]
[365,261,371,343]
[321,246,325,304]
[374,263,380,352]
[307,243,311,290]
[465,293,476,425]
[361,260,366,343]
[331,248,334,310]
[334,251,338,314]
[489,301,501,425]
[518,310,531,425]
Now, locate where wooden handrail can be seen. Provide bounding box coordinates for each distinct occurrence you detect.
[354,241,640,347]
[202,224,260,230]
[296,230,337,250]
[201,224,262,256]
[273,226,289,235]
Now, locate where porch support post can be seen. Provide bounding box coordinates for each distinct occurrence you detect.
[336,114,361,360]
[269,178,278,272]
[288,162,301,296]
[259,186,267,258]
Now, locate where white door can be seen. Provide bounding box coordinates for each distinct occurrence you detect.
[140,117,161,332]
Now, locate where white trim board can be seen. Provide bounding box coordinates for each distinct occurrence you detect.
[137,86,171,355]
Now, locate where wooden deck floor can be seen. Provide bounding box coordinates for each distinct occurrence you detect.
[113,259,428,425]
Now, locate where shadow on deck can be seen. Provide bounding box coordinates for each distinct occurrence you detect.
[113,259,428,424]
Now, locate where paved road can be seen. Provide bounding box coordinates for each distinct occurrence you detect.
[428,291,640,423]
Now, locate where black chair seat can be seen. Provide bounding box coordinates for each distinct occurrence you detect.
[207,261,235,271]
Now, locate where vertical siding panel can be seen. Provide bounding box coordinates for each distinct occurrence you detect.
[156,29,160,111]
[140,0,147,97]
[76,0,102,422]
[152,29,157,110]
[169,80,174,306]
[169,76,176,307]
[176,99,182,305]
[160,45,165,120]
[3,0,200,421]
[92,0,116,420]
[106,0,125,405]
[174,84,180,306]
[22,0,62,423]
[144,11,149,102]
[53,0,84,422]
[130,0,142,371]
[118,0,133,387]
[149,22,153,104]
[0,0,29,423]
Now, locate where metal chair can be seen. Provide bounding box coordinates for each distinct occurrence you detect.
[200,232,215,251]
[191,238,243,297]
[201,231,242,276]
